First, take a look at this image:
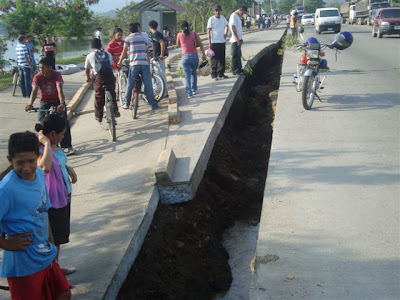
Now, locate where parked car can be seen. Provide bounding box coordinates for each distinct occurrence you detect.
[372,7,400,38]
[301,14,315,25]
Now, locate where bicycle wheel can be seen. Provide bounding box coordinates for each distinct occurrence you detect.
[132,91,139,119]
[142,73,165,103]
[12,72,18,96]
[119,73,127,107]
[105,93,116,142]
[302,74,316,110]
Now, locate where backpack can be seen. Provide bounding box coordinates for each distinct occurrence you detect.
[94,50,112,75]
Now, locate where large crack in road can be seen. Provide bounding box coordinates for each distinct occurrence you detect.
[117,37,284,300]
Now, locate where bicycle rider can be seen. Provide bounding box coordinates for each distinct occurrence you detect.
[117,23,158,111]
[85,38,120,123]
[26,57,75,155]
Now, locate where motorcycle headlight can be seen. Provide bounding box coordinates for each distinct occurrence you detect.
[307,50,319,58]
[381,22,390,26]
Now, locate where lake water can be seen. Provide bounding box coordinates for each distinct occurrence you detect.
[4,38,111,62]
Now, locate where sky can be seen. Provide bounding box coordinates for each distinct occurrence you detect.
[90,0,132,12]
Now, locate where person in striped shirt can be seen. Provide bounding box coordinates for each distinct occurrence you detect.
[16,35,33,97]
[117,23,158,110]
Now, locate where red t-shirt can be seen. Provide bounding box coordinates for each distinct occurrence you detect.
[107,39,125,71]
[32,70,64,103]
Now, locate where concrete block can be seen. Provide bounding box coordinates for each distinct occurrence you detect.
[66,81,91,120]
[168,96,177,104]
[168,103,180,124]
[167,82,175,91]
[155,148,176,184]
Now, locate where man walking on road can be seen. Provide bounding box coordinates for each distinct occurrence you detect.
[207,4,229,81]
[149,20,168,97]
[229,5,247,75]
[16,35,33,98]
[117,23,158,111]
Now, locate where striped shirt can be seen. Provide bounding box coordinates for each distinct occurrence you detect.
[124,33,149,66]
[16,43,30,68]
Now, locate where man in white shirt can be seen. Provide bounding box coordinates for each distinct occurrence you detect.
[207,4,229,80]
[85,38,120,123]
[95,26,103,41]
[229,5,247,75]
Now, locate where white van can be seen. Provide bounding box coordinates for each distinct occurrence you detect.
[315,7,341,34]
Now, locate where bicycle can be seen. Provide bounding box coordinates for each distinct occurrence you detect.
[9,59,19,97]
[99,85,117,142]
[143,57,165,103]
[26,105,60,133]
[122,58,165,108]
[130,77,143,119]
[117,59,129,107]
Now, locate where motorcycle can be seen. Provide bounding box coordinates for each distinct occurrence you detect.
[292,31,354,110]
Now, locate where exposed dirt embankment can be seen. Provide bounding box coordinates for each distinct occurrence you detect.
[118,40,283,300]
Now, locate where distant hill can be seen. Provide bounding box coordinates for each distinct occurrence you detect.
[94,10,116,18]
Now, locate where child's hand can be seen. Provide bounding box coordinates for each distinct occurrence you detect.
[67,166,77,184]
[3,233,33,251]
[38,130,50,145]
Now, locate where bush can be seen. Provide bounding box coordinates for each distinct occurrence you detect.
[0,39,9,70]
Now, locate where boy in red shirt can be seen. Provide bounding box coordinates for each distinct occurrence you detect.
[107,28,125,71]
[26,57,75,156]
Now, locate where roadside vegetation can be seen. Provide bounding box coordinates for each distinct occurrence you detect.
[57,55,86,65]
[0,73,13,91]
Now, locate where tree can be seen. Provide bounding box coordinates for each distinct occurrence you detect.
[304,0,325,12]
[328,0,342,8]
[0,38,8,70]
[0,0,96,43]
[263,0,277,15]
[277,0,295,15]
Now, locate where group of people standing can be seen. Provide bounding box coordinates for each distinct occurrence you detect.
[0,5,254,298]
[16,35,58,98]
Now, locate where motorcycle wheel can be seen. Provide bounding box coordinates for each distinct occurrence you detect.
[302,74,316,110]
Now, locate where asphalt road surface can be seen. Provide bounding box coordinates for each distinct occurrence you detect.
[251,23,400,299]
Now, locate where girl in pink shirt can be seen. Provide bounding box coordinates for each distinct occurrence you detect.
[176,21,206,98]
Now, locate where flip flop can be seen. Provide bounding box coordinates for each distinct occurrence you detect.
[62,267,77,275]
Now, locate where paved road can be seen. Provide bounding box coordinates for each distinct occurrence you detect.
[251,24,400,299]
[0,27,286,298]
[0,70,86,173]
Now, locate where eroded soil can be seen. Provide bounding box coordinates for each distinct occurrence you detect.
[117,40,283,300]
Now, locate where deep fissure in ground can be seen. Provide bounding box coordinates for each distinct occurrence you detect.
[117,40,283,300]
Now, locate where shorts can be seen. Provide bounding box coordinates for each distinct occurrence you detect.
[8,261,71,300]
[48,201,71,245]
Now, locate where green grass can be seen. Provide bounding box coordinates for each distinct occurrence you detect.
[57,55,86,65]
[0,73,13,91]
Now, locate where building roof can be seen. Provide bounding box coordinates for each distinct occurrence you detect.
[130,0,186,12]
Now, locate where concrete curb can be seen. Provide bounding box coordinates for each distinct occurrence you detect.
[103,187,160,300]
[155,148,176,184]
[164,53,182,124]
[66,82,91,120]
[154,27,271,202]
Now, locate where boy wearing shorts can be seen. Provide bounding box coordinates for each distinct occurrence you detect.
[0,131,71,299]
